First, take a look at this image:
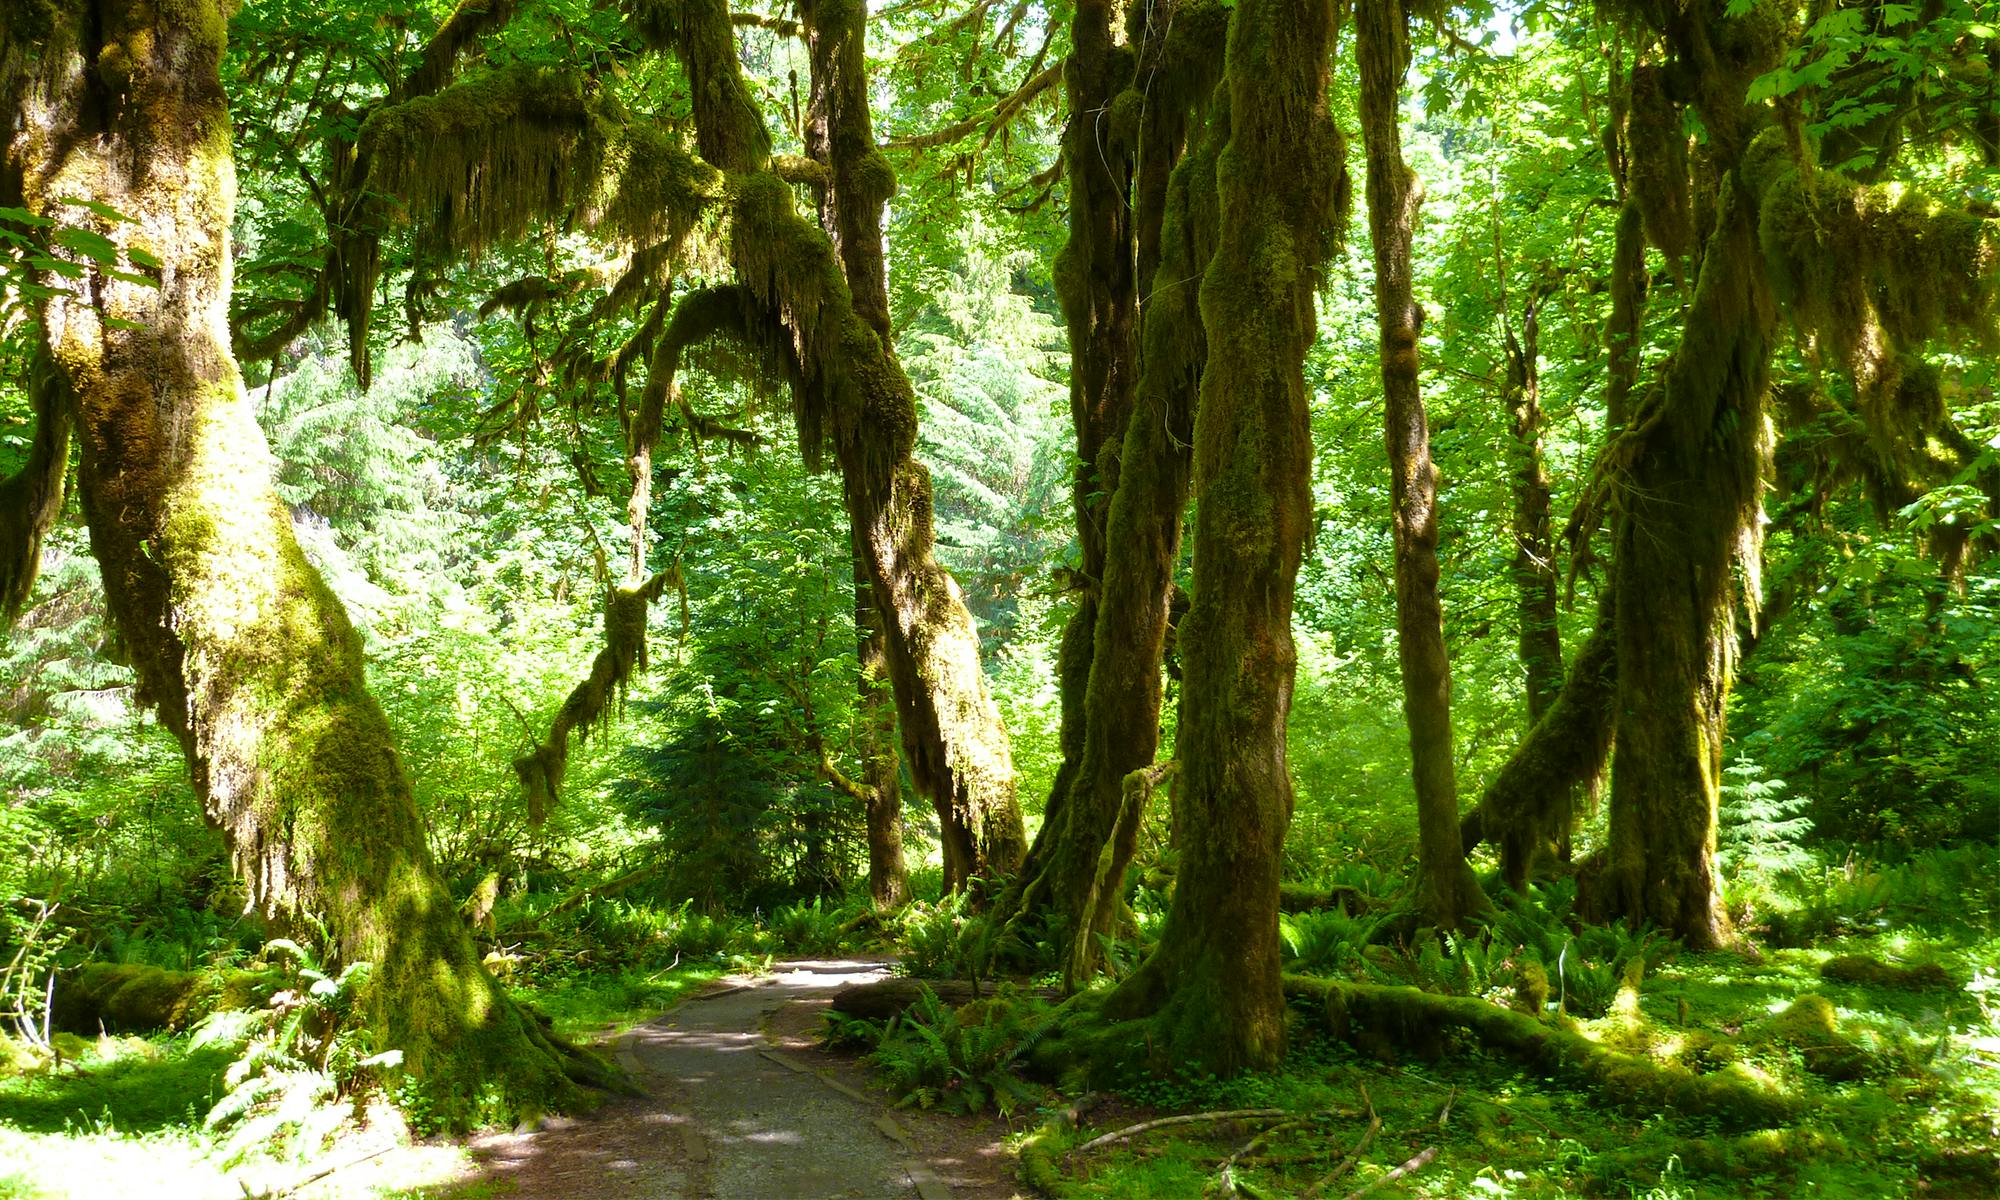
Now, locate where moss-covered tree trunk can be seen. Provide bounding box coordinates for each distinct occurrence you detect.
[1582,3,1784,948]
[0,361,71,621]
[1356,0,1484,929]
[1030,0,1140,868]
[1501,288,1563,724]
[656,0,1024,891]
[854,553,910,910]
[1100,0,1343,1075]
[990,0,1224,983]
[1598,186,1768,948]
[1010,0,1139,909]
[1,0,606,1125]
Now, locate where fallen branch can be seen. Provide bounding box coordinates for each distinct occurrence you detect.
[1302,1085,1379,1199]
[1071,1108,1288,1157]
[1343,1146,1437,1200]
[1215,1107,1327,1195]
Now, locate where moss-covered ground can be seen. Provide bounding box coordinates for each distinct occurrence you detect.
[1020,930,2000,1199]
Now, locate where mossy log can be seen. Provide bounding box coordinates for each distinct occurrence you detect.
[1282,976,1795,1129]
[1755,995,1873,1081]
[52,964,279,1035]
[828,977,981,1022]
[1819,954,1954,990]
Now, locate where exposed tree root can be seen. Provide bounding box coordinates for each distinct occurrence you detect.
[1282,976,1795,1129]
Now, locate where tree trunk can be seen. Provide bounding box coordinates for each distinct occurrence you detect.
[1102,0,1344,1075]
[988,0,1221,983]
[1501,289,1563,724]
[1581,4,1783,949]
[0,360,71,622]
[659,0,1025,890]
[1356,0,1485,930]
[1015,0,1139,897]
[2,0,608,1125]
[1597,189,1769,947]
[854,552,910,910]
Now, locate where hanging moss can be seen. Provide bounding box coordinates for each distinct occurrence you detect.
[1626,64,1694,262]
[1748,130,1997,361]
[396,0,520,101]
[515,573,671,823]
[591,121,724,251]
[359,64,612,261]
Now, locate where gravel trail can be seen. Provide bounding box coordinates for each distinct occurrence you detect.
[460,959,961,1200]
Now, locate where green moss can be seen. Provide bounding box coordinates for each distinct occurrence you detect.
[593,122,723,250]
[1819,954,1953,990]
[359,64,610,259]
[1287,976,1796,1127]
[1626,64,1693,261]
[1759,994,1872,1081]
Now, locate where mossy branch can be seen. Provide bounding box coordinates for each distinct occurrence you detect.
[1283,976,1795,1130]
[515,572,672,824]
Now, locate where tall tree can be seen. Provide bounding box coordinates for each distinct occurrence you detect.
[0,0,609,1123]
[635,0,1026,890]
[988,0,1224,984]
[1100,0,1346,1074]
[1355,0,1486,929]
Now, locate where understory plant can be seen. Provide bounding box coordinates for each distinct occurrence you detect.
[867,982,1047,1115]
[195,932,396,1163]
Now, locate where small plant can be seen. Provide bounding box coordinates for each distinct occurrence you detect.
[820,1008,886,1050]
[896,893,981,978]
[196,931,397,1164]
[1279,909,1369,977]
[868,983,1045,1115]
[771,897,845,955]
[1719,757,1813,916]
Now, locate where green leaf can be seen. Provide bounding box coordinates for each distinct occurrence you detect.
[0,206,54,227]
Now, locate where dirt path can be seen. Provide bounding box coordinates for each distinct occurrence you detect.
[455,959,1016,1200]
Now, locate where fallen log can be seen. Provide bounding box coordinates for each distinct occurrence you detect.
[1283,976,1794,1129]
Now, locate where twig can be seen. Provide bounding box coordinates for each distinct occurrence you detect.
[1342,1146,1438,1200]
[1216,1104,1336,1196]
[1302,1086,1379,1199]
[1070,1108,1288,1156]
[1435,1085,1456,1130]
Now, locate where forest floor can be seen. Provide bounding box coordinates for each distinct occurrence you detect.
[444,958,1019,1200]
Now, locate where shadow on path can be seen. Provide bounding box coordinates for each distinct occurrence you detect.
[449,958,950,1200]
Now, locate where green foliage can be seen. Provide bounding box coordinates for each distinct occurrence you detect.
[1278,909,1371,978]
[867,983,1045,1116]
[1718,754,1815,916]
[195,933,391,1165]
[894,892,983,979]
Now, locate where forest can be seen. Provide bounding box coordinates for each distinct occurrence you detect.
[1,0,1997,1195]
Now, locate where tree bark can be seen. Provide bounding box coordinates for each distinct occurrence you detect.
[1014,0,1139,903]
[853,551,910,910]
[1356,0,1485,930]
[987,0,1221,983]
[655,0,1025,890]
[1102,0,1344,1075]
[2,0,608,1125]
